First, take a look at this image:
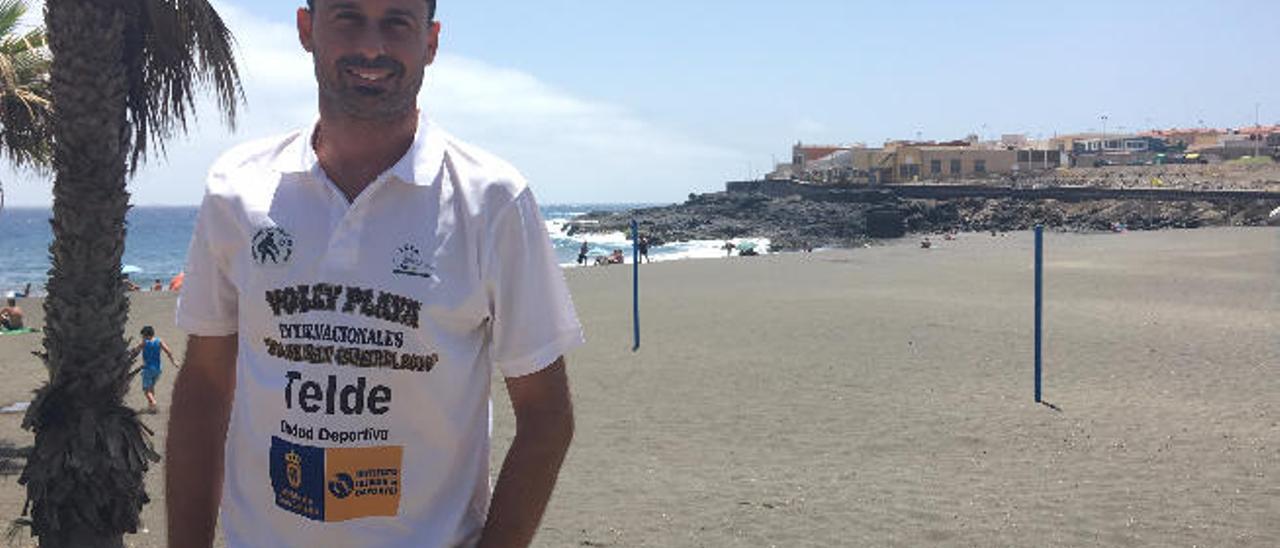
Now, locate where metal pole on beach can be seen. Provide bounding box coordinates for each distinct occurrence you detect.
[1034,225,1043,403]
[631,219,640,352]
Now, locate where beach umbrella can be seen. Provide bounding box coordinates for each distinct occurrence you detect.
[120,264,142,275]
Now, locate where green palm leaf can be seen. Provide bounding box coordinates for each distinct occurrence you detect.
[124,0,243,170]
[0,0,51,169]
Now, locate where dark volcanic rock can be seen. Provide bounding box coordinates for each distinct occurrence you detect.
[574,190,1279,252]
[575,192,890,250]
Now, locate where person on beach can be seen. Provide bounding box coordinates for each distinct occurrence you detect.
[638,235,650,263]
[168,271,185,292]
[577,240,589,265]
[167,1,583,547]
[723,240,736,257]
[0,297,23,330]
[152,279,165,291]
[129,326,179,414]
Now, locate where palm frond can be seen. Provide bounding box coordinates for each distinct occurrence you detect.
[0,0,25,40]
[0,0,48,170]
[124,0,243,171]
[0,26,46,56]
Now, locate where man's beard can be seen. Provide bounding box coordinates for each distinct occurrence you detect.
[316,55,423,121]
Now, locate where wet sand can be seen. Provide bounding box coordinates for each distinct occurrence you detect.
[1,227,1277,547]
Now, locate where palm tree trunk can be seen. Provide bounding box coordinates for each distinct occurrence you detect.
[20,1,156,546]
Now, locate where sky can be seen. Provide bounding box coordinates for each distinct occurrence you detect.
[3,0,1279,206]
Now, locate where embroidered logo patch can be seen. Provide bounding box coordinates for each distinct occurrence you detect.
[392,243,433,279]
[252,227,294,266]
[270,436,403,522]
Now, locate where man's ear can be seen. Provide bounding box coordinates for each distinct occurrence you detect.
[297,7,315,53]
[425,20,441,65]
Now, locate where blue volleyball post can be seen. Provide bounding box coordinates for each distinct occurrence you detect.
[1034,224,1043,403]
[631,219,641,352]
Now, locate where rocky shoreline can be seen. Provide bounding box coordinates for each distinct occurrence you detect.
[573,186,1280,251]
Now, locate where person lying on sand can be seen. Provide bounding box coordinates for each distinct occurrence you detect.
[1,297,24,330]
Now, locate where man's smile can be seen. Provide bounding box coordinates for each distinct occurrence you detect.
[346,66,394,82]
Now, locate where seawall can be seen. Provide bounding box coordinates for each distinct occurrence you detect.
[726,179,1280,203]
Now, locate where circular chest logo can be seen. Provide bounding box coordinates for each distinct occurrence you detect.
[252,227,294,266]
[328,472,354,499]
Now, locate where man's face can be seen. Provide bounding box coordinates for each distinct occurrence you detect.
[298,0,440,122]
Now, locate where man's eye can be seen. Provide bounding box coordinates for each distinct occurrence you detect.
[335,12,362,22]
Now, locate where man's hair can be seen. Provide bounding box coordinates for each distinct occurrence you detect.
[141,325,155,338]
[305,0,437,21]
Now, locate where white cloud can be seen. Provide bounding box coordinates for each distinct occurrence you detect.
[2,0,742,206]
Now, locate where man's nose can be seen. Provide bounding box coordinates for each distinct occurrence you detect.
[350,27,389,58]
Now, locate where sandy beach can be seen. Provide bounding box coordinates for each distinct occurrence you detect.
[1,227,1277,547]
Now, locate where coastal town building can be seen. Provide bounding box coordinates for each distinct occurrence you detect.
[769,143,858,183]
[1142,128,1226,151]
[791,143,851,171]
[1068,135,1170,166]
[1221,125,1280,158]
[769,123,1277,186]
[876,144,1016,183]
[778,138,1066,184]
[849,140,1063,184]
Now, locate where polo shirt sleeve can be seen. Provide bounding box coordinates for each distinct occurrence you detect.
[175,191,240,336]
[483,187,585,378]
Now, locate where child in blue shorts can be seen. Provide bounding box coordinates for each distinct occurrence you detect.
[129,325,179,413]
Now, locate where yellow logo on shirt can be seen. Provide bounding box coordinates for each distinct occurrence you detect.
[324,446,403,521]
[271,436,403,522]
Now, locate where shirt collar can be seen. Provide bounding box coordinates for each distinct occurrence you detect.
[272,111,446,187]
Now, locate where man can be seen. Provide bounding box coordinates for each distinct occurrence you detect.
[166,1,584,546]
[0,296,22,330]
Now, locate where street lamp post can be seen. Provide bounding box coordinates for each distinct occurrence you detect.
[1100,115,1109,159]
[1256,103,1262,158]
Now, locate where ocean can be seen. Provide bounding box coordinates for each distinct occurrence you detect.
[0,205,770,297]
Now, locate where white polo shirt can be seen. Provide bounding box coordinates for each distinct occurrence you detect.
[176,114,584,547]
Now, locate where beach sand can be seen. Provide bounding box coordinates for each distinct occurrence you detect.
[0,227,1276,547]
